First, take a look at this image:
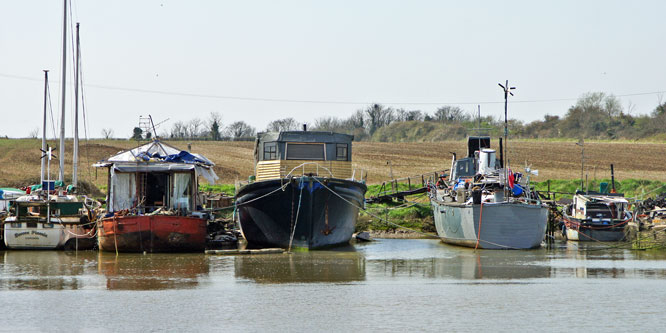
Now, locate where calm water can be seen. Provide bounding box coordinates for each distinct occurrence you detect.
[1,239,665,332]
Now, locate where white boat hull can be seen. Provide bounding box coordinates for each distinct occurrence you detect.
[3,217,95,250]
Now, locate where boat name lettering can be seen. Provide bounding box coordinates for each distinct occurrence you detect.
[14,231,48,238]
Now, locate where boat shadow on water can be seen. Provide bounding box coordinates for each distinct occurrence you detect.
[97,252,210,290]
[234,244,366,284]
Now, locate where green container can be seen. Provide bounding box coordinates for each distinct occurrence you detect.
[599,182,609,194]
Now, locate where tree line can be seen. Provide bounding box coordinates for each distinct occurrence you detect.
[120,92,666,142]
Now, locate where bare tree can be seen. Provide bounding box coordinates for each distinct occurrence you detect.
[433,106,468,123]
[365,104,394,135]
[314,116,343,131]
[187,118,204,138]
[170,121,186,139]
[101,128,114,139]
[625,101,636,115]
[28,127,39,139]
[225,121,256,140]
[266,117,299,132]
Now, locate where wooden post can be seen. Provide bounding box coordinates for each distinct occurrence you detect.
[408,177,411,191]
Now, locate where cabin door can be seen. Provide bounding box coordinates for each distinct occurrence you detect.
[138,172,169,209]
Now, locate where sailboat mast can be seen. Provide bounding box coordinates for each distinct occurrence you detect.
[41,70,49,184]
[58,0,67,183]
[73,22,80,187]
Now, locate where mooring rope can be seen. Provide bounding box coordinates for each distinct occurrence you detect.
[287,177,305,252]
[311,177,438,238]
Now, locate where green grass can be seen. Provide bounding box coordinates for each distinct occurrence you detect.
[533,178,666,200]
[199,183,236,196]
[357,202,434,233]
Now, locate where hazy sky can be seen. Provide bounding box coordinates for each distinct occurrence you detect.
[1,0,665,139]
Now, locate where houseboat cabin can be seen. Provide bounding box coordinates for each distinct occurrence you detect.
[254,131,353,181]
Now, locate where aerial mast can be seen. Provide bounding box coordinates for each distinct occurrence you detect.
[498,80,515,198]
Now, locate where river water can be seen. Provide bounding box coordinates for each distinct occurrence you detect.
[1,239,665,332]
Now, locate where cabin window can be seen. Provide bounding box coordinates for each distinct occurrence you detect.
[26,221,38,228]
[43,223,54,228]
[586,203,613,218]
[286,143,325,160]
[263,142,277,160]
[454,158,475,178]
[10,222,21,228]
[336,144,348,161]
[171,173,192,211]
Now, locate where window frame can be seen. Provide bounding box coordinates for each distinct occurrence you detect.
[263,142,278,160]
[336,143,348,161]
[285,142,326,160]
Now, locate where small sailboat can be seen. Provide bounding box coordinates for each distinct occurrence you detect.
[2,4,98,250]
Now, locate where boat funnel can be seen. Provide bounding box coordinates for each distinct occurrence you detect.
[479,149,496,175]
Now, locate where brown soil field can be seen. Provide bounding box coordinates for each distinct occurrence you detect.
[1,138,665,189]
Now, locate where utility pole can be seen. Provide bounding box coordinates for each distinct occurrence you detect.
[498,80,515,198]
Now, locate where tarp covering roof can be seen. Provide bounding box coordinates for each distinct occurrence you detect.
[0,188,25,200]
[93,140,219,184]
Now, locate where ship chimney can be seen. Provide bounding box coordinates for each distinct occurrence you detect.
[303,124,307,131]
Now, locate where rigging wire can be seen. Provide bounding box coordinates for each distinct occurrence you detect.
[1,72,664,107]
[46,80,58,141]
[79,36,94,183]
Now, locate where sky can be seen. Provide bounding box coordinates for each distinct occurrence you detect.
[1,0,665,139]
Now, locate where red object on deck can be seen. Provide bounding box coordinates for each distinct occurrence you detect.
[98,215,206,253]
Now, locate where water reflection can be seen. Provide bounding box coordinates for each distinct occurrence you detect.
[0,250,99,290]
[234,247,365,283]
[542,242,666,279]
[359,239,666,280]
[98,252,210,290]
[1,239,666,292]
[364,248,552,280]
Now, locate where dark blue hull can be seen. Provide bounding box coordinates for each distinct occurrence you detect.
[236,177,366,249]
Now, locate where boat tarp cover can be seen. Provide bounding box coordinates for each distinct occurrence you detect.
[95,140,219,185]
[0,188,25,200]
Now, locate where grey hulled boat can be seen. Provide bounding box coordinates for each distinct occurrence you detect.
[236,129,367,250]
[430,135,548,249]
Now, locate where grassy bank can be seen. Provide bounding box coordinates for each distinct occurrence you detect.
[533,178,666,200]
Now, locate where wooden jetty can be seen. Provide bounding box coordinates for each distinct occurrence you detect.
[365,170,447,204]
[205,248,284,255]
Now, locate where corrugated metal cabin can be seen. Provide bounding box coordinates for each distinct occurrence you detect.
[254,131,353,181]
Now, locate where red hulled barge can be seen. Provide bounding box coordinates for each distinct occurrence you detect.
[94,140,218,252]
